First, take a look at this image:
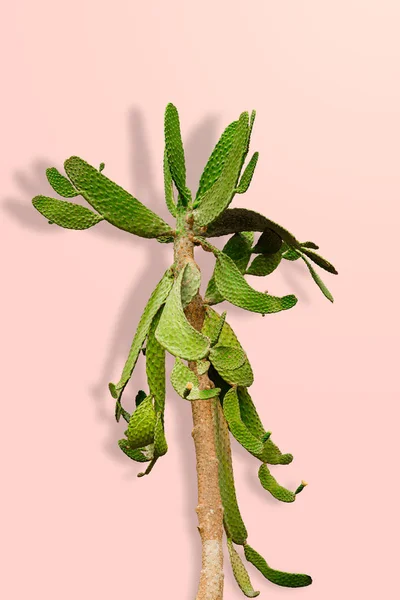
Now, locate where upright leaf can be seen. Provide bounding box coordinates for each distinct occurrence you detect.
[244,544,312,588]
[46,167,79,197]
[193,112,249,226]
[64,156,173,238]
[235,152,259,194]
[155,265,210,360]
[146,308,166,412]
[164,103,191,205]
[32,196,103,230]
[163,148,177,217]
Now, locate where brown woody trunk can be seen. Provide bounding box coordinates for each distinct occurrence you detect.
[174,232,224,600]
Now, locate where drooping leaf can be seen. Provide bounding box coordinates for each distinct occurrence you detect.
[146,308,166,412]
[195,120,238,203]
[282,247,301,261]
[210,346,246,374]
[252,228,282,254]
[301,241,319,249]
[181,261,201,308]
[246,252,282,277]
[193,112,249,226]
[214,400,248,545]
[109,268,174,413]
[205,232,254,305]
[155,265,210,360]
[118,439,150,463]
[244,544,312,588]
[164,103,191,205]
[223,388,264,455]
[170,358,220,400]
[154,412,168,457]
[227,538,260,597]
[209,311,226,347]
[258,464,296,503]
[301,255,334,302]
[208,242,297,314]
[64,156,173,238]
[235,152,259,194]
[126,396,156,449]
[32,196,103,230]
[163,147,177,217]
[301,248,338,274]
[204,208,301,249]
[46,167,79,197]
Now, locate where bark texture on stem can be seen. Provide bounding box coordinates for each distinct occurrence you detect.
[174,232,224,600]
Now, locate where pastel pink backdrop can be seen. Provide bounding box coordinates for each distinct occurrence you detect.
[1,1,398,598]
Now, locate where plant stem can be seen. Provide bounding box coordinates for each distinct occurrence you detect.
[174,230,224,600]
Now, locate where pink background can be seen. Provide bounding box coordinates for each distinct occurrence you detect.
[1,1,399,598]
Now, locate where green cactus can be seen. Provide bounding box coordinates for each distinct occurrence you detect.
[32,103,337,599]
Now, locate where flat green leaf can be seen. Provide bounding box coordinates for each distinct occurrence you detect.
[193,113,249,226]
[211,244,297,314]
[244,544,312,588]
[301,248,338,274]
[301,256,334,302]
[258,464,296,502]
[155,266,210,360]
[235,152,259,194]
[195,120,238,203]
[46,167,79,197]
[223,388,264,455]
[246,252,282,276]
[252,228,282,254]
[204,208,301,249]
[215,401,248,545]
[196,359,210,375]
[205,232,254,305]
[64,156,173,238]
[210,346,246,373]
[126,396,156,449]
[164,103,191,205]
[163,147,177,217]
[109,268,174,412]
[146,308,166,412]
[181,261,201,308]
[227,538,260,597]
[32,196,103,230]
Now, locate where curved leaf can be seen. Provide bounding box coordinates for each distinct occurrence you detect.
[258,464,296,503]
[146,308,166,412]
[223,388,264,455]
[181,261,201,308]
[155,265,210,360]
[163,147,177,217]
[252,228,282,254]
[154,412,168,457]
[193,112,249,226]
[301,255,334,302]
[282,247,301,261]
[32,196,103,230]
[46,167,78,198]
[301,247,338,274]
[118,439,150,463]
[235,152,259,194]
[246,252,282,277]
[227,538,260,597]
[170,358,220,400]
[164,103,191,204]
[64,156,173,238]
[126,396,156,449]
[244,544,312,588]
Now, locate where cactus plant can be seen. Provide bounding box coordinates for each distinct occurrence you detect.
[32,103,337,600]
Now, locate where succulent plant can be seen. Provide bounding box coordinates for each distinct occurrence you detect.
[32,103,337,600]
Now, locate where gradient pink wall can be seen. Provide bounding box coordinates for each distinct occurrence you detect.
[1,2,398,598]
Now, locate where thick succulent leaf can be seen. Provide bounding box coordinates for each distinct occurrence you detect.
[258,464,296,502]
[259,439,293,465]
[164,103,191,205]
[155,265,210,360]
[301,247,338,274]
[109,268,174,412]
[170,358,220,400]
[301,241,319,249]
[301,256,334,302]
[235,152,259,194]
[195,120,238,203]
[223,388,264,455]
[246,252,282,277]
[210,346,246,376]
[227,538,260,598]
[163,147,177,217]
[126,396,156,449]
[205,232,254,305]
[209,311,226,347]
[118,439,150,463]
[46,167,79,197]
[154,412,168,457]
[252,228,282,254]
[210,244,297,314]
[204,208,301,249]
[32,196,103,230]
[187,387,221,400]
[214,400,248,545]
[244,544,312,588]
[146,308,166,412]
[282,247,301,261]
[193,112,249,227]
[196,359,210,375]
[64,156,173,238]
[181,261,201,308]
